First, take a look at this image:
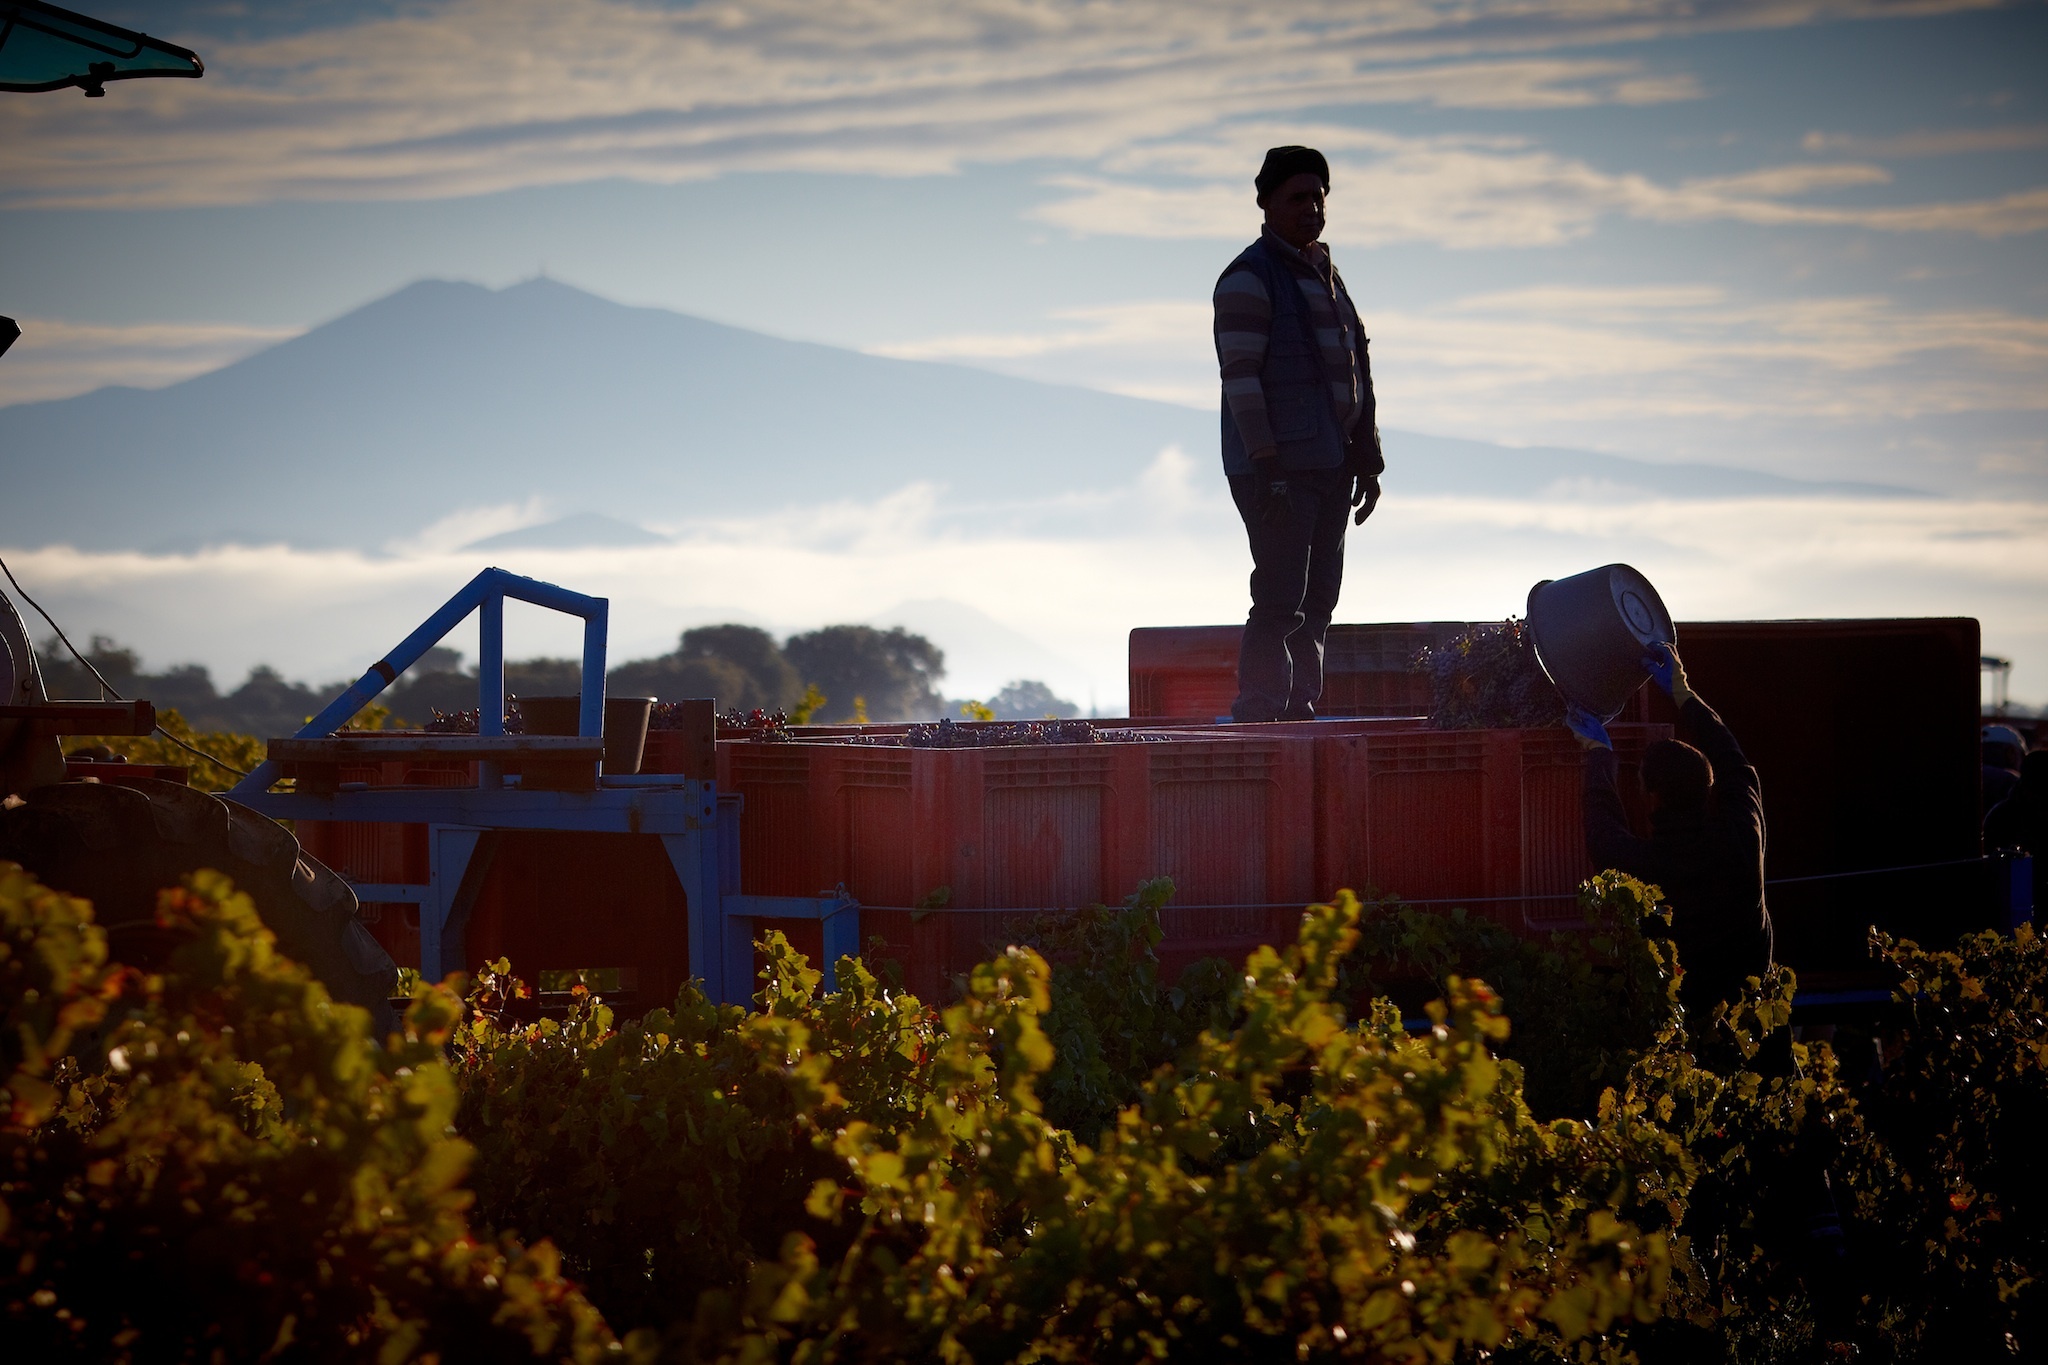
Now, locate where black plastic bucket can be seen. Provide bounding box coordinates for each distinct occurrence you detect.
[1526,564,1675,720]
[520,695,655,774]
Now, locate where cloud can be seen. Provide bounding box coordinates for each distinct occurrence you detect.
[1373,286,2048,422]
[866,284,2048,428]
[1035,121,2048,246]
[0,0,1995,211]
[0,318,301,406]
[870,301,1210,362]
[1801,125,2048,157]
[10,473,2048,712]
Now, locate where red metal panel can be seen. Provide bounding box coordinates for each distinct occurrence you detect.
[1643,618,1982,974]
[298,818,423,885]
[465,831,692,1011]
[354,902,421,971]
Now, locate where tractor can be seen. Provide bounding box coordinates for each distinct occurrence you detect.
[0,1,400,1032]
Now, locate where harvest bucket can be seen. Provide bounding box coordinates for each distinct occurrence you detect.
[521,695,655,774]
[1526,564,1674,720]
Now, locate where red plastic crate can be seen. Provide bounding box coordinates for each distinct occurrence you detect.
[721,737,1314,913]
[1313,724,1669,932]
[1515,724,1668,931]
[1129,623,1471,720]
[1314,728,1514,917]
[1128,626,1241,720]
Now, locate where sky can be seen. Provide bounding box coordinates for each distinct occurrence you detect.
[2,0,2045,710]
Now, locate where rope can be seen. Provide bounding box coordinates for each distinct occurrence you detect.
[2,551,250,778]
[1766,856,2002,887]
[148,727,252,779]
[1,551,124,699]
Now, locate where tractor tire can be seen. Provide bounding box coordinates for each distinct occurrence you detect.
[0,778,399,1037]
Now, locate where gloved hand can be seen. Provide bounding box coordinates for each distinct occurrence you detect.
[1258,477,1292,526]
[1642,642,1692,707]
[1352,474,1381,525]
[1564,702,1612,751]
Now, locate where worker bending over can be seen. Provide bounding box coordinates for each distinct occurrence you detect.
[1566,643,1775,1015]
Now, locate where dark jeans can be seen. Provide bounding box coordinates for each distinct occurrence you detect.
[1227,466,1351,722]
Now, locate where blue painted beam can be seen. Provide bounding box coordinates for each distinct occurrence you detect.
[233,567,609,795]
[348,883,430,903]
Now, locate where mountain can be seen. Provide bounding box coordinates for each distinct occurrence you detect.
[0,277,1923,554]
[0,277,1212,553]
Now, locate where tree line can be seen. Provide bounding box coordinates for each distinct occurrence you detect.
[38,625,1078,733]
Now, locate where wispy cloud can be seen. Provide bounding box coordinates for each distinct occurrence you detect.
[0,318,301,406]
[1802,125,2048,157]
[0,0,1999,211]
[1375,286,2048,423]
[870,301,1208,363]
[867,284,2048,425]
[1036,122,2048,245]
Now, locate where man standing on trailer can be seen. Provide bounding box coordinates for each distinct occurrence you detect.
[1213,145,1383,723]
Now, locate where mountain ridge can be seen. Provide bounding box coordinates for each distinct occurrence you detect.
[0,277,1921,554]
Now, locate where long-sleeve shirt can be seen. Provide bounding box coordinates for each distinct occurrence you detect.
[1584,696,1774,1011]
[1212,227,1374,460]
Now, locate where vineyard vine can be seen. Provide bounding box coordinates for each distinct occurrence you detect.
[4,860,2045,1361]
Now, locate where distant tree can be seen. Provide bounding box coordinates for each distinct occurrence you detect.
[607,654,751,708]
[381,647,481,723]
[381,655,586,726]
[415,645,465,674]
[36,635,135,699]
[39,636,227,729]
[784,626,945,722]
[212,666,328,737]
[988,679,1078,720]
[608,624,801,711]
[680,625,802,709]
[505,658,583,699]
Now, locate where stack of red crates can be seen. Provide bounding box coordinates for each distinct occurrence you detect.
[712,719,1668,999]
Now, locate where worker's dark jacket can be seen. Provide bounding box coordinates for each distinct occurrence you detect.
[1584,696,1774,1012]
[1214,233,1373,477]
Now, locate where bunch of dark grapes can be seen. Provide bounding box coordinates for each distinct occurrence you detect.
[422,704,524,735]
[898,718,1103,749]
[718,706,788,736]
[1412,619,1564,731]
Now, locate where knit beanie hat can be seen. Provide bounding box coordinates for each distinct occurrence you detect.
[1255,145,1330,203]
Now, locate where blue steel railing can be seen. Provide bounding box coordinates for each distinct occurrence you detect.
[232,567,607,797]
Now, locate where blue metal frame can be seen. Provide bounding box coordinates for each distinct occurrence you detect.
[230,570,855,1006]
[232,567,608,798]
